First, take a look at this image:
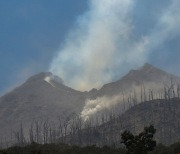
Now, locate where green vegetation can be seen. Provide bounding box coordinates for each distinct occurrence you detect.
[121,125,156,154]
[149,143,180,154]
[0,126,179,154]
[0,142,180,154]
[0,143,126,154]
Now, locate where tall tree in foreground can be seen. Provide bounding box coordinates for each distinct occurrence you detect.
[121,125,156,154]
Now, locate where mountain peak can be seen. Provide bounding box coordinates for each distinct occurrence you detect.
[139,63,155,71]
[138,63,166,75]
[121,63,179,86]
[26,72,53,82]
[124,63,160,79]
[26,72,63,84]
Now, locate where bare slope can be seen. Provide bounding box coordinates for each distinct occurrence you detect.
[0,63,180,143]
[71,98,180,146]
[95,63,180,97]
[0,72,86,140]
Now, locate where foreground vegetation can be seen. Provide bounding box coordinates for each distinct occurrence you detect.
[0,142,180,154]
[1,125,179,154]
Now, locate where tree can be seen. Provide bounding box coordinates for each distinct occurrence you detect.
[121,125,156,154]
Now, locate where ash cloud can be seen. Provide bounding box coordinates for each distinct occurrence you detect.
[49,0,180,91]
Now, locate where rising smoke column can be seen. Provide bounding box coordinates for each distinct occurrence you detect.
[49,0,180,91]
[49,0,180,119]
[49,0,149,91]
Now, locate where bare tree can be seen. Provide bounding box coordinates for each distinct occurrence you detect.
[43,119,49,144]
[29,123,34,143]
[35,121,41,144]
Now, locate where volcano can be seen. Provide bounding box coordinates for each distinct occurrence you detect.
[0,63,180,144]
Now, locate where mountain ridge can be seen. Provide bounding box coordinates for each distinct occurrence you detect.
[0,63,180,145]
[69,98,180,146]
[95,63,180,97]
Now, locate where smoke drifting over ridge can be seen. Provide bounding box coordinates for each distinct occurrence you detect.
[50,0,180,91]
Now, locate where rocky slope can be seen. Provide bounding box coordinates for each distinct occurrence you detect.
[0,63,180,144]
[95,63,180,97]
[0,72,86,141]
[70,98,180,146]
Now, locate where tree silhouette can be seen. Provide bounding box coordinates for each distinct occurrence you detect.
[121,125,156,154]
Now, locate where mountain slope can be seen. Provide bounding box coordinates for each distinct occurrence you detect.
[0,63,180,145]
[96,63,180,97]
[0,72,86,141]
[71,98,180,146]
[81,64,180,121]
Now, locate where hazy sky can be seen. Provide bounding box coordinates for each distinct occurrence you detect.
[0,0,88,94]
[1,0,180,94]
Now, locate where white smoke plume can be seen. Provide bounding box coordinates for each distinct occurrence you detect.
[49,0,180,91]
[49,0,149,91]
[147,0,180,51]
[80,79,180,121]
[81,95,122,121]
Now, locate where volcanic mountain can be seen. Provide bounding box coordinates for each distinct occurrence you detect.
[0,63,180,144]
[96,63,180,97]
[71,98,180,146]
[0,72,86,141]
